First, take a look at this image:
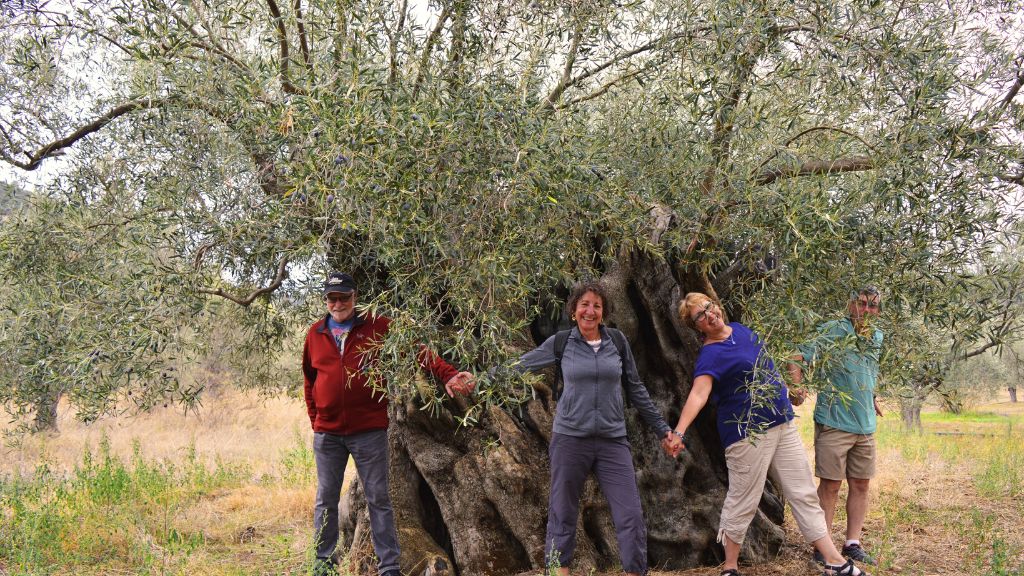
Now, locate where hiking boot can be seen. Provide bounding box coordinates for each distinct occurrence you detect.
[841,543,877,565]
[812,548,825,565]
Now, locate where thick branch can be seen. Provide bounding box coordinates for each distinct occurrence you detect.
[198,258,289,306]
[542,23,585,109]
[389,0,409,86]
[754,126,878,174]
[754,155,875,186]
[412,4,453,98]
[265,0,305,95]
[962,339,1001,360]
[293,0,311,67]
[5,98,163,171]
[999,65,1023,109]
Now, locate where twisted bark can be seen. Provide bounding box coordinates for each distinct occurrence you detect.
[339,251,786,574]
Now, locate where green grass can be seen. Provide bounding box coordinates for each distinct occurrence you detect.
[5,405,1024,576]
[0,435,248,575]
[794,402,1024,575]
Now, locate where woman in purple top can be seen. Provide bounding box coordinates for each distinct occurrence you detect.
[668,293,866,576]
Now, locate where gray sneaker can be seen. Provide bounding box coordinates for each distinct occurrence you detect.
[841,543,877,565]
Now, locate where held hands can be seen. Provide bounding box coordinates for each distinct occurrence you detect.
[661,431,685,458]
[445,371,476,397]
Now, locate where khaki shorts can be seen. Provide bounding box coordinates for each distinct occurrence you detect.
[814,423,876,480]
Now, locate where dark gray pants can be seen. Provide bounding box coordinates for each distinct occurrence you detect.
[546,433,647,574]
[313,429,400,575]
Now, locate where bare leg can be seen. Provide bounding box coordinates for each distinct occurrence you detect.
[812,535,851,566]
[846,477,871,542]
[817,478,843,534]
[723,533,741,570]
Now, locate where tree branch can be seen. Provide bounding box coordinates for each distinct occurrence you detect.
[999,63,1023,110]
[389,0,409,86]
[293,0,311,67]
[5,98,164,171]
[544,29,703,108]
[543,22,585,109]
[996,171,1023,186]
[198,258,289,306]
[754,155,875,186]
[961,281,1024,359]
[412,3,453,98]
[265,0,305,95]
[754,125,878,174]
[558,68,646,109]
[169,12,254,78]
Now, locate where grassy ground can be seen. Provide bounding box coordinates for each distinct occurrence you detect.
[2,390,1023,576]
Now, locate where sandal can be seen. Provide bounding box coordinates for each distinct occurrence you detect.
[823,559,867,576]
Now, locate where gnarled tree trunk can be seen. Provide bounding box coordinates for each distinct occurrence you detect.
[340,252,786,574]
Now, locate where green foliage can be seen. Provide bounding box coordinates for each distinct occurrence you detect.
[0,0,1022,424]
[0,436,244,574]
[278,428,316,485]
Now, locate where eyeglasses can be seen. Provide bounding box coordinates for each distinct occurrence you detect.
[855,299,880,310]
[691,302,714,324]
[326,293,354,303]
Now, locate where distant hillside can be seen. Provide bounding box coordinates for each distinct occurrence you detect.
[0,180,29,218]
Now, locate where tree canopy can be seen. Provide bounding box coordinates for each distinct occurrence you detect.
[1,0,1023,426]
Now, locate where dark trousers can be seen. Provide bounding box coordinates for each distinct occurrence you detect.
[313,429,400,575]
[546,433,648,573]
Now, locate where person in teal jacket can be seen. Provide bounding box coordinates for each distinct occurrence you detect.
[788,286,884,566]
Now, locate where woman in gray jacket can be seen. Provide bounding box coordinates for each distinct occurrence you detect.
[510,281,680,576]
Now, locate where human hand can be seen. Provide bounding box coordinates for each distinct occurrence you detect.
[445,371,476,397]
[789,387,808,407]
[874,397,884,417]
[662,431,685,458]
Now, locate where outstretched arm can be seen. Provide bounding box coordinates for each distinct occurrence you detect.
[786,353,808,406]
[416,345,475,397]
[666,375,713,456]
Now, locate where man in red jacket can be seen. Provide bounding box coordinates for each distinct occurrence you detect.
[303,272,474,576]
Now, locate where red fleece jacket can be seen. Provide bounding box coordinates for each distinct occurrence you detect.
[302,312,459,435]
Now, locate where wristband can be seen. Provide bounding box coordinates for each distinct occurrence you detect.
[672,430,686,442]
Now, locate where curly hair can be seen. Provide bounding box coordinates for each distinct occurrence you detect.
[678,292,726,332]
[566,281,614,320]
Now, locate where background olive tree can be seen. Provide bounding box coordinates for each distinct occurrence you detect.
[2,0,1023,572]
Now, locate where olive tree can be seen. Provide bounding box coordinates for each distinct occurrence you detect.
[2,0,1023,572]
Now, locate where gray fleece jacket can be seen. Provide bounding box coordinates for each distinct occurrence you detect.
[514,325,671,439]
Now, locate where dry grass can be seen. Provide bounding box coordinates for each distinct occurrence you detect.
[4,389,1024,576]
[1,388,313,479]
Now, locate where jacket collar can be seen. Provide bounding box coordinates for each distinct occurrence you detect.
[569,324,609,342]
[317,311,367,334]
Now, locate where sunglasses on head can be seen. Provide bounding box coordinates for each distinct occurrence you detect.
[326,293,354,303]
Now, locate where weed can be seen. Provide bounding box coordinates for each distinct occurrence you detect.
[280,428,316,485]
[0,434,245,575]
